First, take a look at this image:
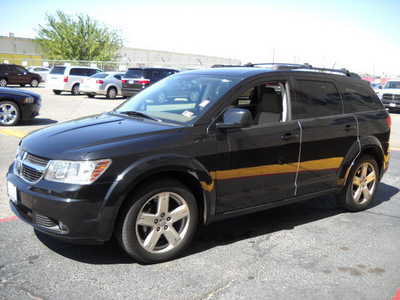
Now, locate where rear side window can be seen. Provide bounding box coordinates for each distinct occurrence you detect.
[338,83,382,113]
[292,80,343,119]
[50,67,66,75]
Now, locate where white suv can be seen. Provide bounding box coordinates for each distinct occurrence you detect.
[46,66,103,95]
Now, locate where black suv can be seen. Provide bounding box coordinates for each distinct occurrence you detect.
[0,64,42,87]
[7,64,391,263]
[121,67,178,98]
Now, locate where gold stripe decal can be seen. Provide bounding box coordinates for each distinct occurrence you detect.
[216,157,343,181]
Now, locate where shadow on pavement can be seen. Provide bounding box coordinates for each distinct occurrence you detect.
[34,182,399,265]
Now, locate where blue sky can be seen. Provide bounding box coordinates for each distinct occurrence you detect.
[1,0,399,75]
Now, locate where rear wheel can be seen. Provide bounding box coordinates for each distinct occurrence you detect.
[117,178,198,264]
[336,154,379,211]
[0,78,7,87]
[53,90,62,95]
[71,84,80,95]
[106,87,117,99]
[86,93,95,98]
[30,78,39,87]
[0,101,20,126]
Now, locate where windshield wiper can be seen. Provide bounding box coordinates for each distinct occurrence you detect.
[117,110,161,122]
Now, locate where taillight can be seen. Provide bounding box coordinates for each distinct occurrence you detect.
[96,80,104,84]
[63,76,68,83]
[121,79,126,83]
[387,114,391,128]
[138,79,150,85]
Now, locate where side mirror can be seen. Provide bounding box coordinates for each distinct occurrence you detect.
[216,108,253,129]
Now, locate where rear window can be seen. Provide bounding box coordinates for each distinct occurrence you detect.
[50,67,66,75]
[92,73,108,79]
[124,69,145,78]
[339,83,383,113]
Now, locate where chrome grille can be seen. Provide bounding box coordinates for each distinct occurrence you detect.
[382,93,400,102]
[14,151,50,184]
[21,165,43,182]
[25,153,49,166]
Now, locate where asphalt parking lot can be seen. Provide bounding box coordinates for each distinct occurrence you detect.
[1,85,400,299]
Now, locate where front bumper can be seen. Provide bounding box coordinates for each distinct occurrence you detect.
[7,168,113,242]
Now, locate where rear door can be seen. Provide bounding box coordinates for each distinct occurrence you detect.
[291,76,358,196]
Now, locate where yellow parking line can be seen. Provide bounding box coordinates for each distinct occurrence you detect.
[0,129,27,139]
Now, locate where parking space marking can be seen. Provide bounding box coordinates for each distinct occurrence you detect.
[0,216,18,223]
[0,129,27,139]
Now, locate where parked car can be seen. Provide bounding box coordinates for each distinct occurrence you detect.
[80,72,125,99]
[378,80,400,110]
[0,87,41,126]
[121,67,178,98]
[27,66,50,82]
[7,64,390,264]
[155,78,201,103]
[0,64,42,87]
[46,65,103,95]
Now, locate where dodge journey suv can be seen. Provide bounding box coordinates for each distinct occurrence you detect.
[7,63,391,263]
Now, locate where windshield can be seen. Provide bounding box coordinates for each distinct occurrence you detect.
[114,73,240,125]
[385,81,400,89]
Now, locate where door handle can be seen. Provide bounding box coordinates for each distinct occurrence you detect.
[281,133,299,141]
[343,125,356,132]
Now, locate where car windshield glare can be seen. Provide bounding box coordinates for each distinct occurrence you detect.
[114,73,240,125]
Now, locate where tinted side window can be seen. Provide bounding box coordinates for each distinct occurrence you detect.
[50,67,66,75]
[70,68,84,76]
[15,66,27,73]
[292,80,342,119]
[338,83,382,113]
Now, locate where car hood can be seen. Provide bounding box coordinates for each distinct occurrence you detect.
[381,88,400,94]
[21,112,184,160]
[0,87,40,98]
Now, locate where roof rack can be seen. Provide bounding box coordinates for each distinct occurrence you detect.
[243,62,360,78]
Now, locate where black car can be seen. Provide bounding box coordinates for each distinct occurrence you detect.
[121,67,178,98]
[0,64,42,87]
[7,64,390,263]
[0,87,41,126]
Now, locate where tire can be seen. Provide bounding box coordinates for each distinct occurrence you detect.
[336,154,379,212]
[117,178,198,264]
[71,84,80,95]
[0,78,7,87]
[106,87,117,99]
[53,90,62,95]
[0,101,21,126]
[30,78,39,87]
[188,89,200,102]
[20,84,26,87]
[86,93,95,98]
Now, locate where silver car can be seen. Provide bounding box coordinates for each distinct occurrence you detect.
[27,66,50,82]
[80,72,125,99]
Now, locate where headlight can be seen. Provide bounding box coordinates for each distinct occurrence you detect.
[24,96,35,104]
[44,159,111,184]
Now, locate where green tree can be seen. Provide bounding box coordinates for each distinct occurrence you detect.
[35,10,124,61]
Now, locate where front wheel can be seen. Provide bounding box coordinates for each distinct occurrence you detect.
[336,154,379,211]
[106,87,117,99]
[53,90,62,95]
[117,178,198,264]
[0,101,21,126]
[30,78,39,87]
[0,78,7,87]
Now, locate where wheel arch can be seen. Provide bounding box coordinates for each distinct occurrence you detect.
[97,155,215,240]
[339,135,386,186]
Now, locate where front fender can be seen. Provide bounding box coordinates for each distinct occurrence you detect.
[96,154,216,240]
